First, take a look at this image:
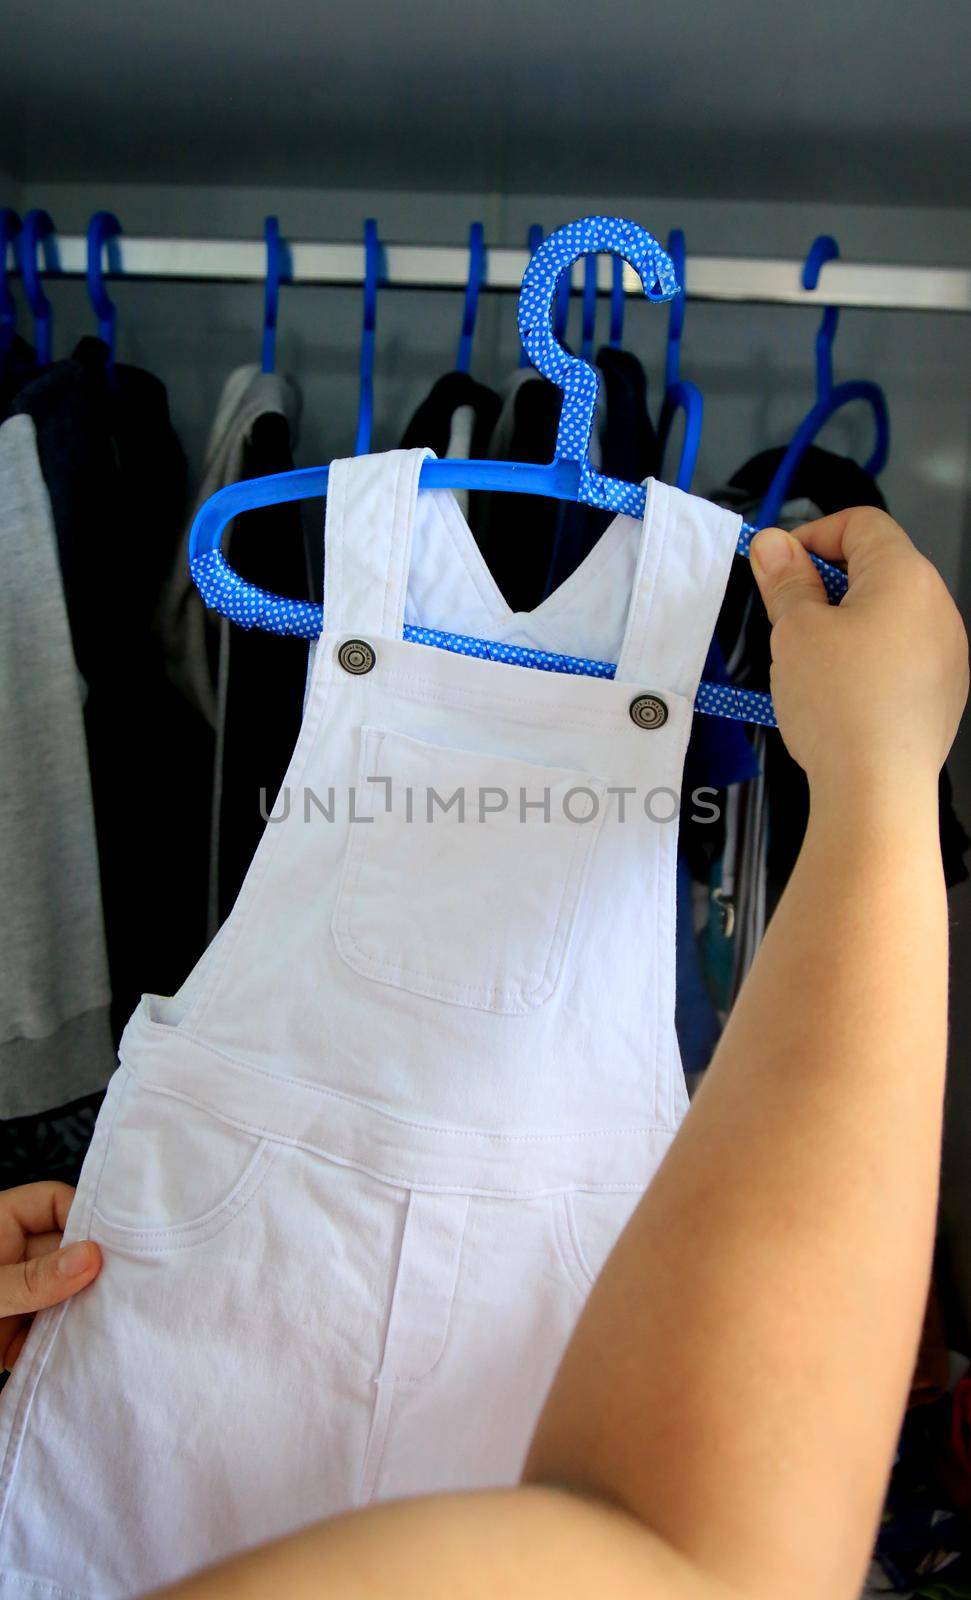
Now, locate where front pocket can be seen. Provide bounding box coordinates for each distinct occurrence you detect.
[91,1072,276,1253]
[333,726,606,1014]
[557,1188,645,1292]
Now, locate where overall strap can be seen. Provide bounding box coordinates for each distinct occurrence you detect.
[323,448,430,639]
[615,478,742,697]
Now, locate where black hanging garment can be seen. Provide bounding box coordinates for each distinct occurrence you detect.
[13,337,210,1037]
[472,347,660,614]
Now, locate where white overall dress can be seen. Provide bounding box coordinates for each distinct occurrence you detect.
[0,450,741,1599]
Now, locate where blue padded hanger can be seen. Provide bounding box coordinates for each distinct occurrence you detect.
[519,225,544,368]
[456,221,485,374]
[190,215,849,728]
[656,229,704,492]
[19,209,58,367]
[756,235,890,528]
[354,217,383,454]
[85,211,122,359]
[261,216,291,375]
[0,210,20,360]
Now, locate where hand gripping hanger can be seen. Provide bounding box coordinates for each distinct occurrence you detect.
[190,215,848,728]
[756,234,890,528]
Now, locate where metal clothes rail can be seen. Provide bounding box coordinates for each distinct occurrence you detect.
[6,236,971,313]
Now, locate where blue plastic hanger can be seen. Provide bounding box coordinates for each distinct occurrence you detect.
[261,216,291,375]
[190,216,848,728]
[656,229,704,491]
[519,225,544,368]
[456,221,485,374]
[86,211,122,359]
[0,210,21,361]
[756,235,890,528]
[19,209,58,367]
[354,217,382,454]
[608,254,625,348]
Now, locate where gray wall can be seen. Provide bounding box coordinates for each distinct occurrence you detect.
[8,176,971,1334]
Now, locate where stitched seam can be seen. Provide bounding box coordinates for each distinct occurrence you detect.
[0,1570,91,1599]
[381,1195,470,1387]
[92,1137,272,1241]
[551,1193,595,1296]
[124,1037,671,1146]
[91,1142,277,1255]
[380,452,403,636]
[343,664,691,730]
[0,1071,129,1544]
[103,1086,660,1198]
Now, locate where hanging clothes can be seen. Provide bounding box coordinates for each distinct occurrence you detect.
[157,364,312,933]
[400,368,502,527]
[687,444,970,1008]
[474,348,659,613]
[675,633,760,1077]
[0,453,741,1596]
[11,337,205,1038]
[0,415,113,1123]
[474,367,601,613]
[0,335,39,424]
[543,344,660,599]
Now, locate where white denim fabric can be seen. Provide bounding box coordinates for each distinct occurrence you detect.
[0,450,741,1598]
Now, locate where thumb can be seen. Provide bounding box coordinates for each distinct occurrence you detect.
[750,526,829,625]
[0,1241,101,1317]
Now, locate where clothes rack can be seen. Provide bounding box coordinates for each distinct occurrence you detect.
[5,234,971,313]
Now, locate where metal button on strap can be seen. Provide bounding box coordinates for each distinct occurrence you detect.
[337,638,376,675]
[629,693,668,730]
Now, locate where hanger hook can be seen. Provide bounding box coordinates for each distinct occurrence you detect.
[665,228,687,386]
[354,217,383,454]
[608,254,625,348]
[262,216,291,374]
[802,234,839,403]
[456,221,485,373]
[19,209,58,367]
[86,211,122,358]
[519,225,544,367]
[0,210,21,359]
[518,216,678,509]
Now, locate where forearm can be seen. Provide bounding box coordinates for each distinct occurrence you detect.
[525,775,949,1600]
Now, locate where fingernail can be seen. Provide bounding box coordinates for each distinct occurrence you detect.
[752,527,793,577]
[57,1242,93,1278]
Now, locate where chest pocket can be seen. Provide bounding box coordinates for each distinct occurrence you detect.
[333,725,606,1015]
